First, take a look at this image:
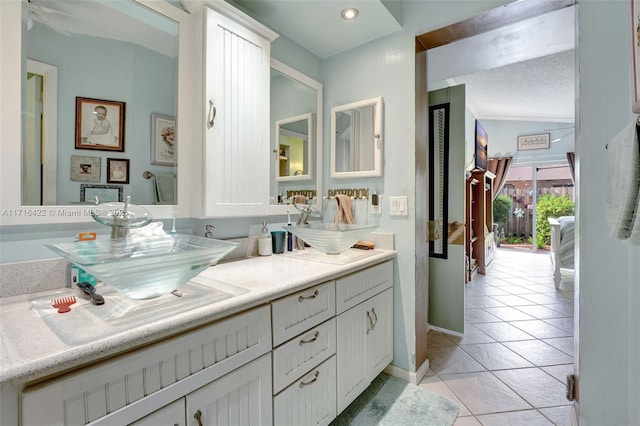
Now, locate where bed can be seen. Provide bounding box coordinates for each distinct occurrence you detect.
[548,216,575,288]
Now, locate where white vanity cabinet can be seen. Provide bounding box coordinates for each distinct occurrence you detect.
[335,261,394,414]
[271,282,337,426]
[193,4,278,218]
[21,306,272,426]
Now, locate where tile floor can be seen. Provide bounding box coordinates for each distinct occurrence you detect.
[419,248,575,426]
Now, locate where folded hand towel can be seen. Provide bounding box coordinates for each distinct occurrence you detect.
[333,194,355,224]
[605,118,640,239]
[292,194,307,205]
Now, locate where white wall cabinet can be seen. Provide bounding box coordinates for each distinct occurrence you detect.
[194,5,278,218]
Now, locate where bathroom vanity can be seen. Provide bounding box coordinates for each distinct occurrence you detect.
[0,249,395,425]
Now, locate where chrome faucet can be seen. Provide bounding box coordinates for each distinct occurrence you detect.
[91,195,152,240]
[296,204,314,225]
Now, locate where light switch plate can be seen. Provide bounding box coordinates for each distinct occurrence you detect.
[389,196,408,216]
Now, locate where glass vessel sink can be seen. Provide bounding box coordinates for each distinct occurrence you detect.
[45,235,239,299]
[285,223,377,254]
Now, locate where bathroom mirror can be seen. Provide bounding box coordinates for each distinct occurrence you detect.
[1,0,193,225]
[269,59,323,212]
[429,103,450,259]
[330,96,383,178]
[276,113,313,181]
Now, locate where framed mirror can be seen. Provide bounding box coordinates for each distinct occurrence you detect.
[269,59,323,212]
[428,103,450,258]
[0,0,193,225]
[276,113,314,182]
[330,96,383,178]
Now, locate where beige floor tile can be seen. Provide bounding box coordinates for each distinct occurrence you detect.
[542,337,574,356]
[489,294,537,306]
[502,340,573,366]
[518,293,564,305]
[476,409,554,425]
[465,296,507,308]
[545,303,574,317]
[419,373,472,417]
[454,416,482,426]
[509,319,571,339]
[428,346,486,375]
[437,371,531,415]
[474,321,535,342]
[473,286,511,296]
[447,324,496,345]
[428,329,458,347]
[541,364,573,384]
[465,308,502,324]
[483,306,536,321]
[460,342,534,370]
[493,367,568,408]
[542,318,574,334]
[525,284,559,293]
[500,284,536,295]
[515,304,568,320]
[539,405,574,425]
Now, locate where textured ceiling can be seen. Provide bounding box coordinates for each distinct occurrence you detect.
[452,49,575,122]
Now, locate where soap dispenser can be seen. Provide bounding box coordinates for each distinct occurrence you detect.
[258,222,272,256]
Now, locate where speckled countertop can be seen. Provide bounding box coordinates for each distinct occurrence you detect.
[0,248,395,386]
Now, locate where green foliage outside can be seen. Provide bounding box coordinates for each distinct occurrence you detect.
[493,195,512,230]
[536,194,575,246]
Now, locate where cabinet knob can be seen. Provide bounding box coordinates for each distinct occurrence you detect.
[194,409,203,426]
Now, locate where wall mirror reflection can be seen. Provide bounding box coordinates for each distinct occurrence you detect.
[270,59,323,210]
[276,113,313,181]
[330,96,383,178]
[22,0,179,206]
[429,103,450,259]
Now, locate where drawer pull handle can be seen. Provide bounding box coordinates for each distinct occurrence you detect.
[207,99,216,129]
[366,310,373,334]
[194,409,203,426]
[299,331,320,346]
[299,370,320,388]
[298,289,319,302]
[371,307,378,329]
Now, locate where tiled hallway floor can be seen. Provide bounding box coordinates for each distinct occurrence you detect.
[419,249,575,426]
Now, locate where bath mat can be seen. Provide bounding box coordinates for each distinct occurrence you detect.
[331,373,459,426]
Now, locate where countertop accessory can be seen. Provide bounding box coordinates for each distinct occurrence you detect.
[77,282,105,305]
[51,296,76,313]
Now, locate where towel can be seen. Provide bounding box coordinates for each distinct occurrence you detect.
[154,173,175,204]
[292,194,307,205]
[605,118,640,239]
[333,194,355,224]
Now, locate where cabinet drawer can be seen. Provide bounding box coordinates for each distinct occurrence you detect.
[274,355,337,426]
[272,281,335,347]
[22,305,271,426]
[335,260,393,314]
[272,317,336,394]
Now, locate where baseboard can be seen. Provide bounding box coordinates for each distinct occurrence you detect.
[428,324,464,338]
[383,358,430,385]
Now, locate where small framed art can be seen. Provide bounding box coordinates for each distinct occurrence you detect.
[75,97,126,152]
[517,133,550,151]
[80,184,123,203]
[151,113,176,166]
[70,155,100,182]
[106,158,130,184]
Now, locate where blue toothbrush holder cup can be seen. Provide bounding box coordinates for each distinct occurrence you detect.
[271,231,286,254]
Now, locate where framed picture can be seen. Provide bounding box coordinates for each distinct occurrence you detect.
[151,113,176,166]
[80,184,123,203]
[633,1,640,112]
[70,155,100,182]
[517,133,550,151]
[75,97,125,152]
[107,158,130,184]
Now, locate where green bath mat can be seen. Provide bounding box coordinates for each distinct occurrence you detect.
[331,373,459,426]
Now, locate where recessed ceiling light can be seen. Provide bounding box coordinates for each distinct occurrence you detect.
[341,7,359,21]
